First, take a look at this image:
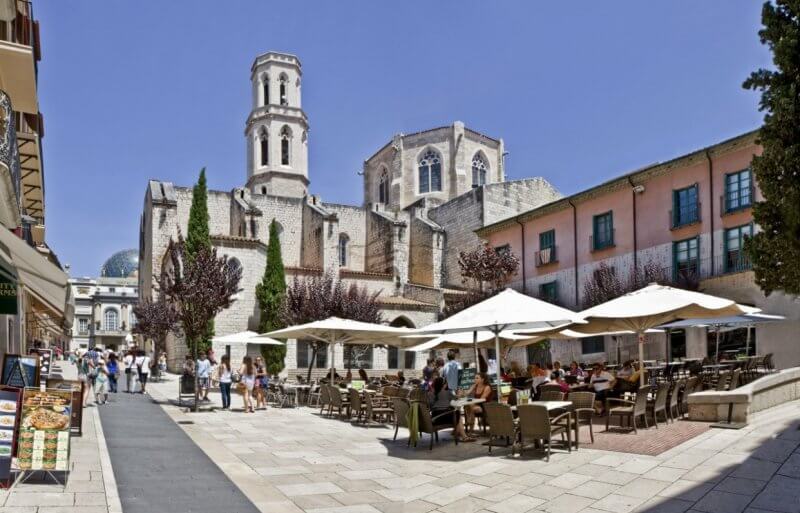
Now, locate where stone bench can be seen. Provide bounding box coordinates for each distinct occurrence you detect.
[688,367,800,424]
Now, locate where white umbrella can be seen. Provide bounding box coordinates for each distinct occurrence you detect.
[404,330,534,352]
[505,328,664,349]
[575,284,757,385]
[262,317,414,382]
[659,312,783,361]
[415,288,584,399]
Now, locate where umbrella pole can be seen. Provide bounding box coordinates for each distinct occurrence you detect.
[473,331,479,370]
[329,331,335,384]
[638,331,645,387]
[494,329,502,402]
[715,327,721,362]
[745,325,752,356]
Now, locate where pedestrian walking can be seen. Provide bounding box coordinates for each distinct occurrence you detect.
[135,350,151,394]
[217,355,232,410]
[238,356,255,413]
[196,353,211,402]
[254,356,267,410]
[76,349,95,407]
[107,352,119,393]
[123,350,136,393]
[158,352,167,374]
[94,357,110,404]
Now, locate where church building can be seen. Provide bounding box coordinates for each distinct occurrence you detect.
[138,51,562,376]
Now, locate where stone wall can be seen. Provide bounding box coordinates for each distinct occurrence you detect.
[429,187,484,288]
[301,200,324,268]
[323,202,367,272]
[249,193,304,267]
[365,210,396,274]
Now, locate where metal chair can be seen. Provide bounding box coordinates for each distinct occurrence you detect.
[667,380,682,422]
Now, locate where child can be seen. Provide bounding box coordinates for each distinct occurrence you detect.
[94,357,110,405]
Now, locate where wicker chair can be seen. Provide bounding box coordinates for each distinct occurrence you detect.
[730,369,741,390]
[538,384,563,396]
[648,382,670,427]
[392,398,410,441]
[568,391,596,443]
[540,391,565,402]
[348,388,365,422]
[416,402,458,450]
[666,380,682,422]
[516,404,571,461]
[364,393,393,425]
[606,385,651,434]
[483,402,517,454]
[318,384,331,416]
[715,371,731,391]
[329,386,350,419]
[679,376,698,416]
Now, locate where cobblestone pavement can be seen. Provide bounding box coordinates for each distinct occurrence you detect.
[0,361,122,513]
[145,374,800,513]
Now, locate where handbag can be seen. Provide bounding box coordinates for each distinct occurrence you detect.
[231,371,241,384]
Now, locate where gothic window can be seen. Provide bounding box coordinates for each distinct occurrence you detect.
[472,153,488,188]
[259,129,268,167]
[378,169,389,203]
[261,186,267,195]
[280,126,291,166]
[418,149,442,194]
[262,75,269,105]
[338,234,349,267]
[103,309,119,331]
[279,74,288,106]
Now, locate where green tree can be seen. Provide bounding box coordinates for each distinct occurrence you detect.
[256,219,287,375]
[185,168,214,351]
[743,1,800,295]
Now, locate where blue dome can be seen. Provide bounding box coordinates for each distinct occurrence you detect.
[100,249,139,278]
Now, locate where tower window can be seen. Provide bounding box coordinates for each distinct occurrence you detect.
[378,170,389,203]
[418,149,442,194]
[338,234,349,267]
[261,186,267,195]
[259,130,268,166]
[472,153,488,188]
[262,76,269,106]
[280,126,291,166]
[279,75,288,106]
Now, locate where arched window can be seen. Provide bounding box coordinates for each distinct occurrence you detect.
[227,257,242,275]
[103,309,119,331]
[418,149,442,194]
[262,75,269,105]
[338,234,349,267]
[259,128,268,167]
[378,169,389,203]
[472,153,488,188]
[280,126,291,166]
[279,74,288,106]
[261,186,267,195]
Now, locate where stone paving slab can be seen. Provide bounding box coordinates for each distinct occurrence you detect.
[145,374,800,513]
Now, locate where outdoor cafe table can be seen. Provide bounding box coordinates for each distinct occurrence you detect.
[285,383,312,405]
[510,400,578,449]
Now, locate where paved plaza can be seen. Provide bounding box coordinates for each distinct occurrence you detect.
[134,374,800,513]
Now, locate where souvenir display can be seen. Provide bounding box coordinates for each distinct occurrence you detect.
[18,389,71,472]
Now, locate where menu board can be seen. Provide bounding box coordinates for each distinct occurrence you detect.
[1,354,39,388]
[45,379,84,436]
[32,349,52,383]
[458,368,477,390]
[0,386,20,487]
[18,389,71,472]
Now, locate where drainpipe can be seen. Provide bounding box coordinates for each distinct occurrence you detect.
[705,151,714,276]
[515,219,527,294]
[627,177,638,273]
[568,199,578,309]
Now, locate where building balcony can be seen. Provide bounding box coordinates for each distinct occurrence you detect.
[93,328,128,338]
[0,1,39,115]
[15,114,42,225]
[535,246,557,267]
[670,202,701,229]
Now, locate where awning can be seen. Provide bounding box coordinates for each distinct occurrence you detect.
[0,227,71,322]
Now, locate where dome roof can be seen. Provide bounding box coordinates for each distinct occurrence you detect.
[100,249,139,278]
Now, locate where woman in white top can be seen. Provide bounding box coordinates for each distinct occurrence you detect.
[135,350,151,394]
[218,355,232,410]
[239,356,255,413]
[123,351,136,393]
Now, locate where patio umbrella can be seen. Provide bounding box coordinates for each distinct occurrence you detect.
[403,329,534,352]
[414,288,583,399]
[261,317,414,382]
[659,312,783,361]
[573,284,757,385]
[505,328,664,349]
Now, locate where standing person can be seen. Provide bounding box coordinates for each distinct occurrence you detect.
[135,350,151,394]
[207,348,217,366]
[217,355,232,410]
[254,356,267,410]
[182,354,195,377]
[158,352,167,375]
[94,357,110,405]
[196,353,211,402]
[107,353,119,393]
[239,356,255,413]
[422,358,435,390]
[123,351,136,393]
[76,350,95,407]
[442,351,460,392]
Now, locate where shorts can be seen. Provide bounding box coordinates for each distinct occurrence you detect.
[138,373,149,386]
[198,377,210,388]
[94,379,108,395]
[242,377,255,391]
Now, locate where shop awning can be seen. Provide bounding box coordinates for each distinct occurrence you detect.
[0,227,71,323]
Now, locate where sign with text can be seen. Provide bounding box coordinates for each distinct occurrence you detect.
[1,354,39,389]
[0,274,16,315]
[18,389,72,472]
[458,368,476,390]
[45,379,84,436]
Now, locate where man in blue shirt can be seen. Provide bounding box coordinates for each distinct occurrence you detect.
[442,351,460,391]
[196,354,212,402]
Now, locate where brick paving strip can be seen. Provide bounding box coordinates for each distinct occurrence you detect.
[97,386,260,513]
[143,374,800,513]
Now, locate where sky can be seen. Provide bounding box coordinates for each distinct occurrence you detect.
[35,1,771,277]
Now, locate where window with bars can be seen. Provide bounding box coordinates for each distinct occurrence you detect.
[537,229,556,265]
[724,224,753,272]
[672,184,699,227]
[725,169,753,213]
[592,212,614,250]
[673,237,699,282]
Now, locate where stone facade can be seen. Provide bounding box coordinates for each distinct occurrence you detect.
[138,51,561,374]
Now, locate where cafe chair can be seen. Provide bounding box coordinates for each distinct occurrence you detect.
[516,404,571,461]
[391,398,410,442]
[329,385,350,419]
[318,385,331,416]
[567,391,596,443]
[605,385,651,434]
[416,403,458,451]
[540,391,565,402]
[648,382,670,428]
[483,402,517,455]
[666,380,683,422]
[348,388,366,423]
[364,394,393,426]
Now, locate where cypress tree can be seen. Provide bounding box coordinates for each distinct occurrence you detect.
[185,168,214,352]
[743,1,800,295]
[256,219,287,375]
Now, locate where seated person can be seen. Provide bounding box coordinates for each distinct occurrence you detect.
[552,361,566,379]
[358,367,369,382]
[396,370,405,386]
[616,360,634,380]
[551,373,570,393]
[590,363,616,414]
[567,361,585,377]
[463,372,493,435]
[428,377,474,442]
[528,363,551,396]
[509,361,524,378]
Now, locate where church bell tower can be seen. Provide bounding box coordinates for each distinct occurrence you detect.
[245,52,309,197]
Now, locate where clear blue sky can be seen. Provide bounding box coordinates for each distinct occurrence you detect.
[36,1,770,277]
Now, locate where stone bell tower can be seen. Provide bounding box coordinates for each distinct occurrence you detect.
[245,52,309,198]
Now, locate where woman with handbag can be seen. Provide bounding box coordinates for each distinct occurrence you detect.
[238,356,256,413]
[218,355,233,410]
[254,356,267,410]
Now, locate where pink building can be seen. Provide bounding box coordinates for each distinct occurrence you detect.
[477,131,800,369]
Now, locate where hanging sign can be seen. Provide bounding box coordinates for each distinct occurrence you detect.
[18,388,71,472]
[1,354,39,388]
[0,274,16,315]
[0,385,21,487]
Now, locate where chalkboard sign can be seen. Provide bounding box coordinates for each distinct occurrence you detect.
[458,368,476,390]
[0,385,21,487]
[1,354,39,389]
